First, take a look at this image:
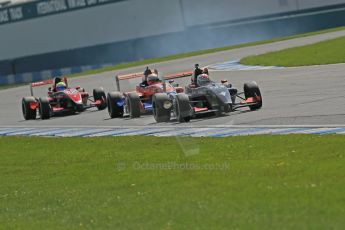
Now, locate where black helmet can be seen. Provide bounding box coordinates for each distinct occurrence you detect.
[144,67,152,76]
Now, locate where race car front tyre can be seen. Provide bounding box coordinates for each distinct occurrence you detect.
[175,93,191,122]
[228,88,237,104]
[93,87,107,110]
[126,92,141,118]
[223,103,233,113]
[22,96,37,120]
[38,97,51,119]
[244,81,262,111]
[152,93,171,122]
[107,92,123,118]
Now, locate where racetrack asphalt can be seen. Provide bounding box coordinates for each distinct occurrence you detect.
[1,30,345,128]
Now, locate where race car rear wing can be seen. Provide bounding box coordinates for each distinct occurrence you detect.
[29,77,67,96]
[163,71,193,81]
[115,71,193,91]
[30,79,54,96]
[115,72,144,91]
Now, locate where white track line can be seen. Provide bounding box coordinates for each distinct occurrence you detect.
[2,124,345,129]
[1,127,345,137]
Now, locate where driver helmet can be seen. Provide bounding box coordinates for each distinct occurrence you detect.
[203,68,209,75]
[147,74,160,85]
[197,73,210,85]
[56,81,66,91]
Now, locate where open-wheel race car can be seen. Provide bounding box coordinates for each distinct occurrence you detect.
[107,69,187,120]
[150,71,262,122]
[21,77,107,120]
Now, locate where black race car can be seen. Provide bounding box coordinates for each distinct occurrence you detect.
[151,72,262,123]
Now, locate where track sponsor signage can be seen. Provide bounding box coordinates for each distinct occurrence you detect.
[0,0,125,25]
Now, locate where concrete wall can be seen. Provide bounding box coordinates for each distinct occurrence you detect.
[181,0,297,26]
[0,0,345,77]
[0,0,184,60]
[1,0,345,61]
[181,0,345,26]
[298,0,345,9]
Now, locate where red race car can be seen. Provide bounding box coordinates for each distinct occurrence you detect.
[22,77,107,120]
[107,68,186,118]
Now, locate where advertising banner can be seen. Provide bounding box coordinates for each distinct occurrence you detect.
[0,0,125,25]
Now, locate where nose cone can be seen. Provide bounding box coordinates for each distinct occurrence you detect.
[72,93,81,101]
[66,90,83,104]
[210,84,232,104]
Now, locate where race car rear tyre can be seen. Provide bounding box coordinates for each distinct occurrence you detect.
[107,92,123,118]
[93,87,107,110]
[244,81,262,111]
[175,93,191,122]
[38,97,51,120]
[126,92,141,118]
[152,93,171,122]
[22,96,37,120]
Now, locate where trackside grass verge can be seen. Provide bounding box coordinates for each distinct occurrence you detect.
[240,36,345,67]
[0,135,344,229]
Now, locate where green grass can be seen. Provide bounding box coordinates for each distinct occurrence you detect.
[241,36,345,67]
[1,135,345,229]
